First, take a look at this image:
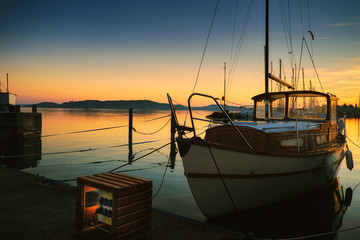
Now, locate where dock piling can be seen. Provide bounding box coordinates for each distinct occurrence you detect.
[32,104,37,113]
[128,108,133,164]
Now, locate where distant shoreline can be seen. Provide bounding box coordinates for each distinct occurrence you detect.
[23,100,360,117]
[23,99,243,111]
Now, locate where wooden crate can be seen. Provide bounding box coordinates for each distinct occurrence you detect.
[76,172,152,239]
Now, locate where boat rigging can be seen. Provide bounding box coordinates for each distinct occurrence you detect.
[167,0,352,220]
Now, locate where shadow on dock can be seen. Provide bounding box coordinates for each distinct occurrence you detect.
[0,166,244,240]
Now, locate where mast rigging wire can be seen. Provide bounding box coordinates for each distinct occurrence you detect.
[229,0,239,82]
[184,0,220,126]
[303,38,324,92]
[296,38,305,90]
[287,0,295,72]
[226,0,254,100]
[306,0,314,57]
[298,0,305,38]
[279,0,291,58]
[278,0,298,85]
[190,0,220,94]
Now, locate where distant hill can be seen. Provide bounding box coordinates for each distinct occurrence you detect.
[26,100,245,111]
[28,100,358,117]
[29,100,181,110]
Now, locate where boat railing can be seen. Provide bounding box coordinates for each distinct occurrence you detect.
[167,93,195,137]
[188,93,253,151]
[262,126,295,131]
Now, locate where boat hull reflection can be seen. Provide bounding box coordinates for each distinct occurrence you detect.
[209,178,350,240]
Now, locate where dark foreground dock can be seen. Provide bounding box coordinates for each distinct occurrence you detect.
[0,166,243,240]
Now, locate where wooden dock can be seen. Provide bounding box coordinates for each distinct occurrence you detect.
[0,166,244,240]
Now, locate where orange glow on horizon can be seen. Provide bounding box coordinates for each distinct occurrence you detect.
[4,53,359,107]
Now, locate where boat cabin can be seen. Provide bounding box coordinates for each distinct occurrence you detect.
[252,91,338,123]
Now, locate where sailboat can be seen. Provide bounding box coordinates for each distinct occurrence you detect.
[167,0,352,219]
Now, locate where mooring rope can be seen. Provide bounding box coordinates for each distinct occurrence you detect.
[34,142,172,183]
[42,124,128,137]
[143,114,171,122]
[41,114,171,138]
[271,225,360,240]
[206,141,239,213]
[346,135,360,149]
[133,117,171,135]
[109,142,171,172]
[152,155,171,199]
[0,140,161,159]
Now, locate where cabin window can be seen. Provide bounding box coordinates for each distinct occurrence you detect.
[256,101,266,119]
[288,95,327,120]
[256,98,285,119]
[331,99,337,122]
[270,98,285,119]
[316,134,328,145]
[280,138,305,147]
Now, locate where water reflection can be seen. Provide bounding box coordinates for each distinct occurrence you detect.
[14,108,360,238]
[209,178,351,240]
[0,137,42,169]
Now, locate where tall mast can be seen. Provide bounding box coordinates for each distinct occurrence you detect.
[279,58,282,92]
[6,73,9,93]
[302,68,305,91]
[223,62,226,110]
[265,0,269,120]
[302,68,306,107]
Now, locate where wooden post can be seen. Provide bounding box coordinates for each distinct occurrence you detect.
[128,108,133,164]
[32,104,37,113]
[15,105,23,141]
[170,115,176,169]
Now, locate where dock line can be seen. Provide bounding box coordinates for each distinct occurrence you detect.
[109,142,171,172]
[1,139,162,159]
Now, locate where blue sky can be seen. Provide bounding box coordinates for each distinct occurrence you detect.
[0,0,359,105]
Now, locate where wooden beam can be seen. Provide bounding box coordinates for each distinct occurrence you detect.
[268,73,295,90]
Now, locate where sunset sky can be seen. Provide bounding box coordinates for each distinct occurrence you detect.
[0,0,359,106]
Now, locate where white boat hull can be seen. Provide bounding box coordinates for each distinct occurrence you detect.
[181,142,345,219]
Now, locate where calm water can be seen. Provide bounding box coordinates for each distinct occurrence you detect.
[9,108,360,239]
